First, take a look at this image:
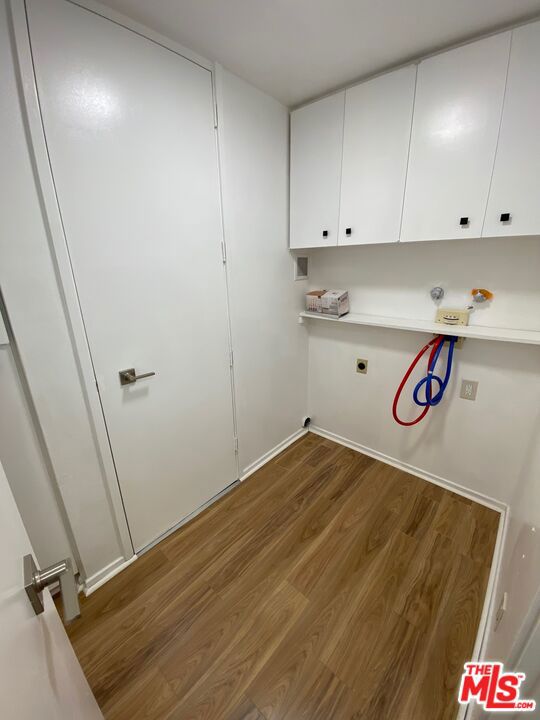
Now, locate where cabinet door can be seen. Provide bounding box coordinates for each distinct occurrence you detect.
[338,66,416,245]
[483,21,540,237]
[401,33,510,243]
[290,92,344,248]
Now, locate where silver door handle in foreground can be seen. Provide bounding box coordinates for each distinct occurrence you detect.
[24,554,80,623]
[119,368,156,386]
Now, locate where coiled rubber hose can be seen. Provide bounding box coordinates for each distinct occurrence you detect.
[392,334,455,426]
[413,335,456,407]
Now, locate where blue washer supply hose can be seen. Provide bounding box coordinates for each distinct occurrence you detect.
[413,336,457,407]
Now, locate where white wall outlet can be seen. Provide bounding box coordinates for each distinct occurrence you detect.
[460,379,479,401]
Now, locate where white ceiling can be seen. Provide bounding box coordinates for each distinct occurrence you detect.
[99,0,540,106]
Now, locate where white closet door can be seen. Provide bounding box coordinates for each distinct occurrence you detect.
[290,92,345,248]
[338,66,416,245]
[483,21,540,237]
[26,0,237,552]
[401,33,510,243]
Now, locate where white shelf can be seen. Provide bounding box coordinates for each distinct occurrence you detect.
[299,311,540,346]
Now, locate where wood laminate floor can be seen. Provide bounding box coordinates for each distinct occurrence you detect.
[60,433,500,720]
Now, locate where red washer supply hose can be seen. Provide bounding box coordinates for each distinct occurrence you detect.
[392,335,445,426]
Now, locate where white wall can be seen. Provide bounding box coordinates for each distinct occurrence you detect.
[217,67,308,475]
[306,236,540,664]
[0,0,128,581]
[308,236,540,333]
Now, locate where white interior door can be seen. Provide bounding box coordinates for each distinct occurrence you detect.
[26,0,237,551]
[0,456,102,719]
[401,32,510,242]
[338,65,416,245]
[290,92,345,248]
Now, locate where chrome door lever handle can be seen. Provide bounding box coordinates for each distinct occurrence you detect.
[24,554,80,623]
[119,368,156,386]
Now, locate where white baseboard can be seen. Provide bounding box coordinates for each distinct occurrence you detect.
[82,554,137,596]
[240,427,308,481]
[310,425,507,513]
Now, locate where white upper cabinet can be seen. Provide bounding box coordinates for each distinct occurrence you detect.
[339,66,416,245]
[290,92,344,248]
[483,21,540,238]
[401,33,511,243]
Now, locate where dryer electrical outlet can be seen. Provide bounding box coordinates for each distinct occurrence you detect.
[356,358,368,374]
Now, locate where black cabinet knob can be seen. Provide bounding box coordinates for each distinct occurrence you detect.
[459,217,469,227]
[322,230,329,238]
[500,212,511,223]
[345,227,352,236]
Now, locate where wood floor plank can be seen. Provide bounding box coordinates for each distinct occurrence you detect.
[84,580,218,708]
[164,581,308,720]
[102,667,178,720]
[349,611,426,720]
[262,660,355,720]
[399,553,491,720]
[273,432,323,470]
[393,532,458,631]
[67,435,322,657]
[285,454,386,598]
[66,549,171,645]
[157,567,287,702]
[72,523,247,677]
[420,481,446,503]
[401,493,439,541]
[468,502,500,565]
[208,446,359,601]
[288,461,423,602]
[226,697,265,720]
[247,571,362,718]
[432,493,476,553]
[60,435,499,720]
[160,434,327,566]
[321,530,419,687]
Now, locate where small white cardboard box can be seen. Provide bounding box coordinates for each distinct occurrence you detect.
[321,290,349,317]
[305,290,326,313]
